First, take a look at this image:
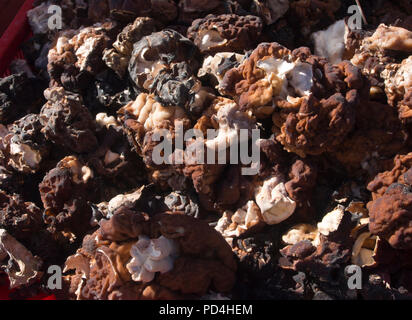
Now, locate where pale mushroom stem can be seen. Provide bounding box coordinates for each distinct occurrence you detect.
[355,0,368,25]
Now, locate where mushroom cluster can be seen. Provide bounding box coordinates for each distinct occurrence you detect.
[1,0,412,300]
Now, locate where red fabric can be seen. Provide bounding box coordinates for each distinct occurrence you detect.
[0,275,56,300]
[0,0,35,75]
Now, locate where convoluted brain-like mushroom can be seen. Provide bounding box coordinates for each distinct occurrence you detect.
[0,191,43,240]
[275,89,359,158]
[198,52,244,94]
[103,17,156,78]
[367,168,412,250]
[222,42,365,157]
[227,224,302,300]
[351,24,412,101]
[119,93,188,134]
[257,136,289,178]
[128,29,201,91]
[221,42,306,117]
[331,99,407,174]
[84,69,138,114]
[179,97,257,211]
[40,87,98,153]
[149,62,215,115]
[284,158,317,219]
[367,153,412,201]
[365,24,412,53]
[63,210,236,299]
[0,73,46,125]
[39,156,95,238]
[1,114,50,173]
[0,190,71,289]
[86,116,148,202]
[280,205,356,284]
[187,14,263,54]
[118,92,191,187]
[87,115,133,178]
[118,92,188,145]
[202,96,257,150]
[382,56,412,108]
[47,22,117,91]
